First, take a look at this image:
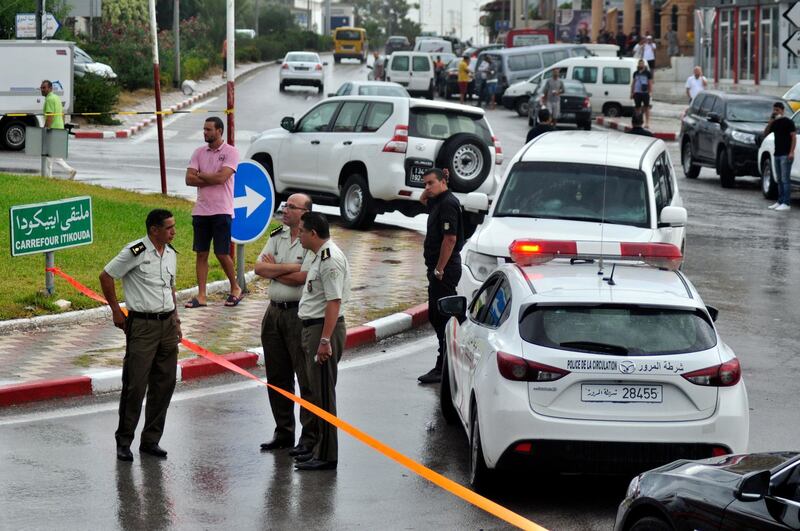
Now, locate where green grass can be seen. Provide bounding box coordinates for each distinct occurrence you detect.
[0,173,278,321]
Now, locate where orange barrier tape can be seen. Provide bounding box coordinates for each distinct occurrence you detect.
[45,266,545,531]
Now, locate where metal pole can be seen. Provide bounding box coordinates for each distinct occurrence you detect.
[45,252,54,295]
[254,0,260,36]
[441,0,444,35]
[227,0,245,291]
[174,0,181,88]
[236,243,246,292]
[36,0,43,40]
[149,0,168,195]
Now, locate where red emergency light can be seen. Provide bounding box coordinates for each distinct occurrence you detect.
[508,240,683,270]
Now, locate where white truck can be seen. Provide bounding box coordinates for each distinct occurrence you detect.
[0,40,74,151]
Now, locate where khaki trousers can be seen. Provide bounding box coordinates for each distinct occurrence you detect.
[261,303,316,448]
[115,315,179,447]
[301,320,346,462]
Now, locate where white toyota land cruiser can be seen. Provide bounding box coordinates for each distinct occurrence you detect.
[244,96,502,229]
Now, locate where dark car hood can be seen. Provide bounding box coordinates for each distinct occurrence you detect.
[726,121,769,135]
[653,452,799,486]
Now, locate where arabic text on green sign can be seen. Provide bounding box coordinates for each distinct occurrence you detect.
[10,196,93,256]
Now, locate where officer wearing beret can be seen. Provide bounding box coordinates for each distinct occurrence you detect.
[294,212,350,471]
[418,168,464,384]
[99,209,181,462]
[255,193,317,457]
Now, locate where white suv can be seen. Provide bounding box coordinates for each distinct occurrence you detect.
[245,96,503,228]
[459,131,688,299]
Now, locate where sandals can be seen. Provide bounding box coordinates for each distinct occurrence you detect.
[224,293,244,307]
[184,297,207,309]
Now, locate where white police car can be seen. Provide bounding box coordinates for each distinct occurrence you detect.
[438,240,749,490]
[458,131,687,300]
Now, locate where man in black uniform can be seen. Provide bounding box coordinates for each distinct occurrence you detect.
[418,169,464,384]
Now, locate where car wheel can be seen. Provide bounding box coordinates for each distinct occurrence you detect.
[681,140,701,179]
[444,84,452,99]
[603,103,622,118]
[469,406,494,491]
[334,56,341,64]
[318,84,324,95]
[761,155,779,199]
[629,516,672,531]
[717,148,736,188]
[339,174,377,230]
[440,354,458,425]
[515,97,530,117]
[279,82,286,92]
[579,120,591,131]
[427,83,435,100]
[1,120,26,151]
[437,133,492,193]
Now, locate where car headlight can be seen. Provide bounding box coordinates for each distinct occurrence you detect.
[625,475,641,499]
[731,130,756,144]
[465,250,500,282]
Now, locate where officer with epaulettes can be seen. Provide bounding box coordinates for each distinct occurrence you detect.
[99,209,181,462]
[255,194,317,458]
[293,212,350,471]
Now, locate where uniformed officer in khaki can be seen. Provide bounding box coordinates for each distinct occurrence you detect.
[99,209,181,463]
[294,212,350,471]
[255,193,317,456]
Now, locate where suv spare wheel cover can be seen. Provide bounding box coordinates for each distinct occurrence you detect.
[436,133,492,193]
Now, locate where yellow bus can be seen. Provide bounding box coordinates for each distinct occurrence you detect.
[333,27,367,64]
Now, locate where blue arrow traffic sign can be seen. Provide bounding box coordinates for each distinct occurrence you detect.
[231,160,275,244]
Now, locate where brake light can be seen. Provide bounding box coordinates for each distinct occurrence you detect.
[497,351,570,382]
[711,446,730,457]
[492,135,503,165]
[513,442,533,454]
[281,63,288,70]
[315,63,323,71]
[682,358,741,387]
[508,240,683,270]
[583,97,591,109]
[383,125,408,153]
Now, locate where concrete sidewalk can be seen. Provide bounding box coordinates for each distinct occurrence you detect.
[0,222,429,391]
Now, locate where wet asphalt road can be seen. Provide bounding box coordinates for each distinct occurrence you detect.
[1,62,800,529]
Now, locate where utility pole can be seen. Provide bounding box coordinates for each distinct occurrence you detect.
[254,0,260,36]
[148,0,168,195]
[36,0,44,40]
[173,0,181,88]
[440,0,444,35]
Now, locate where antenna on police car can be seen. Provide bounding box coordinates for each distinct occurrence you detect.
[598,131,610,275]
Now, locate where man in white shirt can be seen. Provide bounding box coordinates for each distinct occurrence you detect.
[634,35,657,70]
[685,66,708,103]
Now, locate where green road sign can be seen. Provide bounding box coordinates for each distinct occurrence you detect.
[10,196,93,256]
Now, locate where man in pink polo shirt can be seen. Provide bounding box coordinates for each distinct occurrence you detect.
[184,116,242,308]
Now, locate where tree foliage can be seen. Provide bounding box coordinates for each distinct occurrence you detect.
[102,0,149,26]
[0,0,72,39]
[352,0,421,47]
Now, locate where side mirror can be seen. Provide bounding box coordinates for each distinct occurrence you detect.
[366,65,373,69]
[438,295,467,323]
[736,470,771,502]
[659,206,687,227]
[707,112,721,123]
[323,62,329,66]
[280,116,295,132]
[462,192,489,213]
[327,93,336,97]
[706,305,719,322]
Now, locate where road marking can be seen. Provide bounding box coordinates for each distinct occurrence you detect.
[131,97,219,144]
[0,335,436,426]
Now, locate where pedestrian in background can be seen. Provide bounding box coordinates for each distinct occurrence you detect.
[40,79,76,179]
[476,56,490,107]
[685,66,708,103]
[295,212,350,471]
[541,68,564,126]
[221,39,227,79]
[764,102,797,211]
[634,35,657,71]
[631,59,653,128]
[485,57,498,110]
[628,112,654,137]
[616,30,628,56]
[526,107,555,143]
[666,26,680,58]
[418,169,464,384]
[256,194,316,457]
[373,51,385,81]
[99,209,181,462]
[184,117,242,309]
[458,54,472,104]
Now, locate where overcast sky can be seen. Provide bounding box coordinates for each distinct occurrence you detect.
[406,0,489,45]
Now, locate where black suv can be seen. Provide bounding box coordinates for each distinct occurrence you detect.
[384,36,411,55]
[680,91,784,187]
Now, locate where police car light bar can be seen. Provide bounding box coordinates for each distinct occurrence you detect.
[508,240,683,270]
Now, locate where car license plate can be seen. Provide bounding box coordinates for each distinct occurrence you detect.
[560,112,575,120]
[409,164,430,184]
[581,384,663,403]
[295,66,309,71]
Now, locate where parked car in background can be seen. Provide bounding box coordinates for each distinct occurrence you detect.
[615,452,800,531]
[439,57,475,99]
[333,27,368,63]
[384,35,412,55]
[385,52,436,98]
[330,81,409,98]
[245,96,502,229]
[782,82,800,113]
[414,38,453,55]
[527,79,592,129]
[757,108,800,200]
[279,51,327,93]
[74,46,117,79]
[680,91,783,187]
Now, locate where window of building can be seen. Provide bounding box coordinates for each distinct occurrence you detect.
[761,6,780,82]
[739,8,756,81]
[718,9,733,80]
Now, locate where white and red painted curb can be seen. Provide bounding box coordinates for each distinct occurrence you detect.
[0,303,428,407]
[595,116,678,141]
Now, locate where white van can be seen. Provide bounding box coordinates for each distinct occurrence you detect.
[414,38,453,54]
[501,56,637,117]
[386,52,436,99]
